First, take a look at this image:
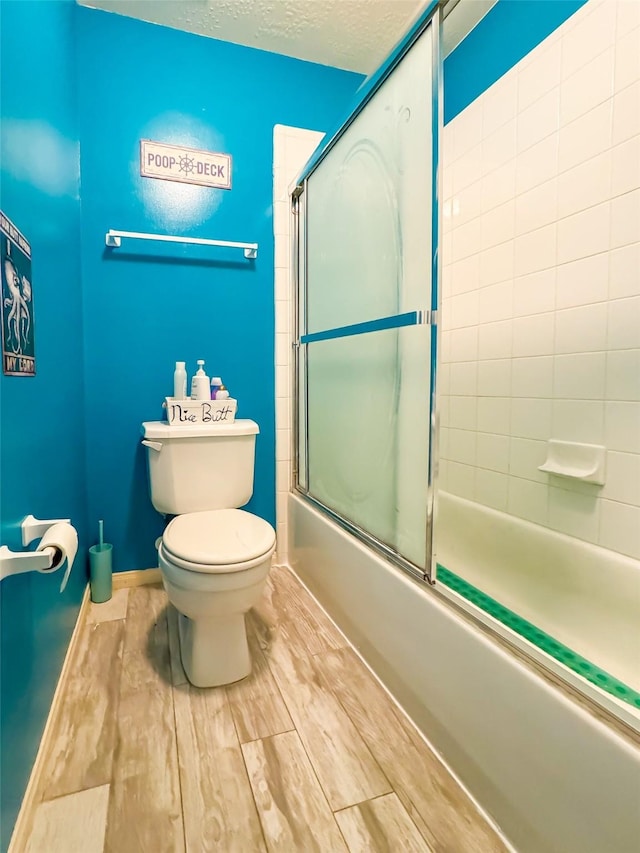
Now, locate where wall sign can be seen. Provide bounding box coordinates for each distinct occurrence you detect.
[1,211,35,376]
[140,139,232,189]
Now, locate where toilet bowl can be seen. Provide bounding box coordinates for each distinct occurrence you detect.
[158,508,276,687]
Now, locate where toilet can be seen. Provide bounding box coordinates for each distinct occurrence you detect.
[141,419,276,687]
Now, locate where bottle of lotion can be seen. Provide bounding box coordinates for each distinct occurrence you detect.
[191,360,210,401]
[173,361,187,399]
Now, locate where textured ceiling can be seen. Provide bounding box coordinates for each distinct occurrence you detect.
[79,0,429,74]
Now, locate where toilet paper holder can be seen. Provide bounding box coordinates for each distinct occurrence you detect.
[22,514,71,546]
[0,515,72,582]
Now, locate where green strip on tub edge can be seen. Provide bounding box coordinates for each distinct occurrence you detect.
[437,565,640,711]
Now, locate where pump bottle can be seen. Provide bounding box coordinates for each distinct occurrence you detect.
[191,360,210,401]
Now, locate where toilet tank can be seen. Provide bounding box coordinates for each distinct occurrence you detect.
[141,419,259,515]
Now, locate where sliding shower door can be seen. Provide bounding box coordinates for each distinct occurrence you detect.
[294,10,440,580]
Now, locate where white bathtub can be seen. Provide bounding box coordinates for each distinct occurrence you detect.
[288,492,640,853]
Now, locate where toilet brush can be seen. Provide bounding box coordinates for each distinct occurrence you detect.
[89,519,113,603]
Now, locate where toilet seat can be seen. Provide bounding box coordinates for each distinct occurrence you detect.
[162,508,276,574]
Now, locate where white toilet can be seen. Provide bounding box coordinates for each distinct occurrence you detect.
[141,419,276,687]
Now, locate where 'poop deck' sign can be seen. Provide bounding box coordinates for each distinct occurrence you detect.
[140,140,232,190]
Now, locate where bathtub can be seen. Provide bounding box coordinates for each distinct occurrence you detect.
[288,491,640,853]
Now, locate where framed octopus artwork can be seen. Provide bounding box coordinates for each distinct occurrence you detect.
[1,211,35,376]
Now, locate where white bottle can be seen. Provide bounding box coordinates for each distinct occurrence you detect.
[173,361,187,399]
[216,384,230,400]
[191,359,210,401]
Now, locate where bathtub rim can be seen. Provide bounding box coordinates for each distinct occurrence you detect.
[291,488,640,741]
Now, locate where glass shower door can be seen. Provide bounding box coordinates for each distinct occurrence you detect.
[294,11,439,579]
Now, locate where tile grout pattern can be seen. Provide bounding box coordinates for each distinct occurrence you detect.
[22,575,507,852]
[439,0,640,559]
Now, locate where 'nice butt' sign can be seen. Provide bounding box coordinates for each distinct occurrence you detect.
[140,140,232,190]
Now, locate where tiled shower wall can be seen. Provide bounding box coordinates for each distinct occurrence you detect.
[273,125,325,563]
[439,0,640,560]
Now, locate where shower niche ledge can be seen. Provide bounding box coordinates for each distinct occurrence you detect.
[538,440,606,485]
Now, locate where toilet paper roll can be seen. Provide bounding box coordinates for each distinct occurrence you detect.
[36,523,78,592]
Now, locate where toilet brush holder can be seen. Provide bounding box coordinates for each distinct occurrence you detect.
[89,520,112,603]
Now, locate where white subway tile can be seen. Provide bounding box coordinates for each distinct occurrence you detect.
[275,300,290,334]
[616,0,640,38]
[454,179,484,227]
[513,268,556,317]
[274,234,290,269]
[481,200,515,250]
[611,134,640,196]
[439,395,450,428]
[477,396,511,435]
[275,267,290,301]
[481,160,516,213]
[439,426,450,460]
[478,319,513,360]
[556,151,612,220]
[511,356,554,398]
[447,462,476,501]
[450,289,480,329]
[599,499,640,559]
[276,365,290,399]
[507,477,548,525]
[558,100,613,174]
[551,399,605,444]
[277,492,288,526]
[518,39,562,111]
[451,217,482,262]
[607,295,640,349]
[449,395,477,430]
[277,460,290,493]
[511,397,553,440]
[509,437,549,484]
[611,188,640,248]
[441,296,453,331]
[441,330,452,364]
[612,81,640,144]
[556,252,609,308]
[450,254,481,296]
[276,428,291,461]
[482,120,516,175]
[443,162,454,200]
[562,0,616,79]
[560,48,614,126]
[479,281,513,324]
[476,432,510,473]
[448,428,477,466]
[516,134,559,195]
[276,396,290,430]
[438,459,449,491]
[450,360,478,396]
[515,178,558,236]
[512,312,555,357]
[517,87,560,153]
[449,326,479,362]
[606,348,640,401]
[557,201,610,265]
[483,70,518,137]
[555,303,608,354]
[514,223,557,276]
[609,242,640,299]
[614,27,640,91]
[452,98,483,160]
[554,352,607,399]
[478,359,512,397]
[438,362,451,395]
[479,241,514,286]
[548,485,600,544]
[475,468,509,511]
[453,143,483,193]
[275,333,289,366]
[600,450,640,504]
[605,400,640,453]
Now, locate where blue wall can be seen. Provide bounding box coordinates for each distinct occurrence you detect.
[0,1,88,848]
[443,0,587,123]
[76,8,363,574]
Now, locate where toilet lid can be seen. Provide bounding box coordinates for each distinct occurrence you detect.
[162,509,276,568]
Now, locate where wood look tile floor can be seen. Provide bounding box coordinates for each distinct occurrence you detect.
[22,567,507,853]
